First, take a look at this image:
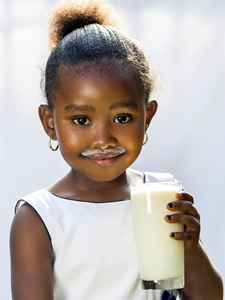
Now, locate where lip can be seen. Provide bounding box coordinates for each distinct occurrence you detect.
[83,153,124,166]
[85,152,122,159]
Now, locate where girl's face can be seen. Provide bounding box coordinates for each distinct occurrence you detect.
[40,67,157,183]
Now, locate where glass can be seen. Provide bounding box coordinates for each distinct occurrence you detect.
[130,181,184,290]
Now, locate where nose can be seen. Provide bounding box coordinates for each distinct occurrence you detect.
[89,124,118,149]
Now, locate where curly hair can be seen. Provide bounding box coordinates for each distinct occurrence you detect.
[43,0,159,109]
[47,0,119,52]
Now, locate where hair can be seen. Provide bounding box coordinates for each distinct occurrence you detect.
[43,0,159,109]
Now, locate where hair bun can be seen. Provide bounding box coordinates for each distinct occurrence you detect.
[46,0,119,51]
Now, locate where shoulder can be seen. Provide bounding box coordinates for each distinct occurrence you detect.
[15,189,56,221]
[144,171,175,183]
[127,168,144,185]
[127,168,175,185]
[16,189,50,209]
[12,201,46,230]
[11,202,52,257]
[127,168,175,183]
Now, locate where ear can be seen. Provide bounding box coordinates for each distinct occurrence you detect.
[38,104,57,140]
[145,100,158,130]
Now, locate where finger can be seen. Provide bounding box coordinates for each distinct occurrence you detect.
[165,213,200,230]
[166,201,200,221]
[169,231,199,241]
[175,191,194,203]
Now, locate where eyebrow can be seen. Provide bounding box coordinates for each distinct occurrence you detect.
[64,104,96,112]
[109,101,138,110]
[64,100,138,112]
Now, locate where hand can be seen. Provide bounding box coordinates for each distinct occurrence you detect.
[165,191,200,253]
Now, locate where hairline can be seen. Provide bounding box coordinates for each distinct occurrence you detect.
[48,58,149,109]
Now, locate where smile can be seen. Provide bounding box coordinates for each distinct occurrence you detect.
[81,147,126,166]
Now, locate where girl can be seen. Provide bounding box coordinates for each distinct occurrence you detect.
[10,0,223,299]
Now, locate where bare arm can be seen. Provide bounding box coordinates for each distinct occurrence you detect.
[10,203,54,300]
[166,192,223,300]
[180,238,223,300]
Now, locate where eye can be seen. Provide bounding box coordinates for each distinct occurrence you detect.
[114,115,132,124]
[73,116,91,126]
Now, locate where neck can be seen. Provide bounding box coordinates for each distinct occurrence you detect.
[71,169,130,201]
[48,168,144,203]
[48,169,131,202]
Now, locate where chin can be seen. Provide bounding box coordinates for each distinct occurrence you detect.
[90,172,123,183]
[82,167,127,183]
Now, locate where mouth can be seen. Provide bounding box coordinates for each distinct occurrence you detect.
[81,147,126,166]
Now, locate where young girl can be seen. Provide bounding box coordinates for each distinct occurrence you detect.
[10,0,223,299]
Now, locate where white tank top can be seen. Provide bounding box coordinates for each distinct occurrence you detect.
[16,171,177,300]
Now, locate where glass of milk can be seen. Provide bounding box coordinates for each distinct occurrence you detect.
[130,181,184,290]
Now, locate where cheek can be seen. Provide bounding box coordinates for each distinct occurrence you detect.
[55,123,86,151]
[60,134,85,151]
[120,125,144,151]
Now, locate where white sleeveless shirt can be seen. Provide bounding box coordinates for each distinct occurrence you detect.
[16,171,177,300]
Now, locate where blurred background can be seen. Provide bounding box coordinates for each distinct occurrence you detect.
[0,0,224,298]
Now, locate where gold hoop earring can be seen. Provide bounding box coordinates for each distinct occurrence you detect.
[143,132,148,145]
[49,136,59,151]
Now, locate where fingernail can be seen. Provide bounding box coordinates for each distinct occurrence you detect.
[167,215,172,220]
[171,233,175,238]
[168,202,173,208]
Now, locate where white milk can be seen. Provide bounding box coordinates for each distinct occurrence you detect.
[131,182,184,283]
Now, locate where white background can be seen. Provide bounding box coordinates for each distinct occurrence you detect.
[0,0,224,298]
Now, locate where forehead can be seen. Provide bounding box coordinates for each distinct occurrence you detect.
[55,64,145,107]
